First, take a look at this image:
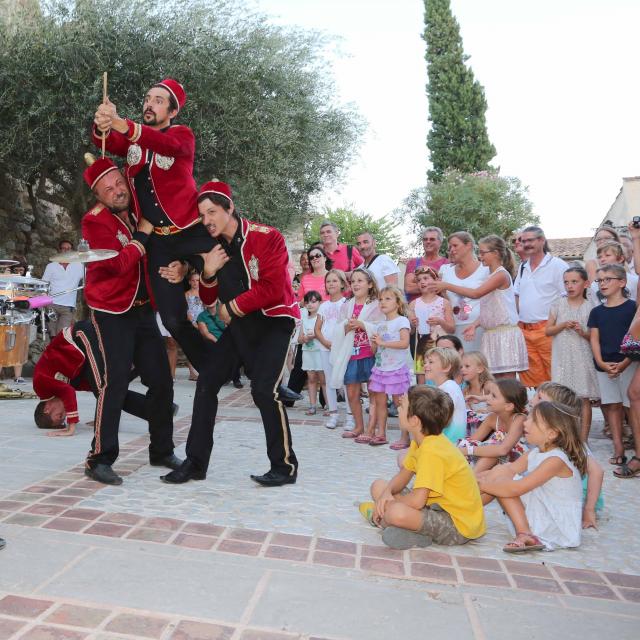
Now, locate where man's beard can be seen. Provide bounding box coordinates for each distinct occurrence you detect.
[108,200,130,214]
[143,110,158,125]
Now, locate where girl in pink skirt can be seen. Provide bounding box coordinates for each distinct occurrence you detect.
[367,286,412,446]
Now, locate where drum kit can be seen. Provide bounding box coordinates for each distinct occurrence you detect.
[0,243,117,398]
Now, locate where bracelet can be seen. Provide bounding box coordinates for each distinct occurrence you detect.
[466,443,474,456]
[202,273,217,284]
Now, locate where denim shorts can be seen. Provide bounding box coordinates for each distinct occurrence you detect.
[344,356,375,384]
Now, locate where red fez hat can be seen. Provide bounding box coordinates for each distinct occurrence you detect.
[155,78,186,112]
[83,155,118,190]
[199,180,233,204]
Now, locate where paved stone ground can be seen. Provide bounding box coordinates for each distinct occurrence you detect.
[1,371,639,639]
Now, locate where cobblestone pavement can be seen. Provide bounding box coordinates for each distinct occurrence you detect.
[0,372,639,639]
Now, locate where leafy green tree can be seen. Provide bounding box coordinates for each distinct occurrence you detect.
[305,207,403,260]
[0,0,363,229]
[423,0,496,181]
[395,170,538,246]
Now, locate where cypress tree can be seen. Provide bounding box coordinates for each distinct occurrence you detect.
[424,0,496,181]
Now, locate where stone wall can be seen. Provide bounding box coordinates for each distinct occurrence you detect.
[0,180,78,278]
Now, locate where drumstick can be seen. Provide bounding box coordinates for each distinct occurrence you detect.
[101,71,107,158]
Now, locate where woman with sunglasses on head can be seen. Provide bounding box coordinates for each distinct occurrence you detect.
[297,247,333,302]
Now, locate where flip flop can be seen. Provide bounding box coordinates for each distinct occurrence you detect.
[369,435,389,446]
[354,434,373,444]
[609,455,627,466]
[503,532,544,553]
[341,431,360,439]
[389,441,410,450]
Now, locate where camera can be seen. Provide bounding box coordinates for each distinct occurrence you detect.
[633,216,640,229]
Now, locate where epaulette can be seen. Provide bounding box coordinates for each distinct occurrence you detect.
[87,203,106,216]
[248,223,271,234]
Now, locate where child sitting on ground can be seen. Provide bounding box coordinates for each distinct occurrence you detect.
[478,401,586,552]
[361,386,486,550]
[459,378,528,474]
[461,351,494,436]
[533,382,605,530]
[424,347,467,443]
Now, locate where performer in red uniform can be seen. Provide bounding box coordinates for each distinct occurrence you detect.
[92,78,215,369]
[81,157,181,485]
[161,181,300,486]
[33,321,174,435]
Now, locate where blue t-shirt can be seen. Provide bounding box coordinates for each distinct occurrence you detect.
[587,299,636,371]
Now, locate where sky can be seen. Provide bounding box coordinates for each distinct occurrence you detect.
[251,0,640,241]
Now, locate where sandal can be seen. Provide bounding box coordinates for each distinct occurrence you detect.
[341,430,361,439]
[305,406,317,415]
[503,532,544,554]
[609,455,627,466]
[354,434,373,444]
[613,456,640,479]
[389,440,410,451]
[369,435,389,446]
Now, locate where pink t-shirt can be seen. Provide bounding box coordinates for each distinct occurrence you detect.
[326,243,364,272]
[351,303,373,360]
[297,272,328,301]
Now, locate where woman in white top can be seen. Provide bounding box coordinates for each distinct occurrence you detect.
[430,235,527,377]
[438,232,489,352]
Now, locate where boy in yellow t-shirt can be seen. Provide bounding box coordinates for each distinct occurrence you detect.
[363,386,486,550]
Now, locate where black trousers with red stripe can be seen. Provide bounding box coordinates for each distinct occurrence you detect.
[72,320,148,422]
[186,313,298,476]
[87,305,175,468]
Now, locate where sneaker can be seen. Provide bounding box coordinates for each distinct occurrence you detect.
[358,501,379,527]
[344,415,355,430]
[14,377,25,384]
[388,404,399,418]
[325,414,339,429]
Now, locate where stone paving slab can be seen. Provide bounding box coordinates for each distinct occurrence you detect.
[1,373,639,639]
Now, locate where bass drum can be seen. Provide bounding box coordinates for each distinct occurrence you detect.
[0,322,30,367]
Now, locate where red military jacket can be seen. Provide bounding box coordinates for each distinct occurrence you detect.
[81,203,149,314]
[33,326,91,425]
[92,122,198,229]
[199,217,300,321]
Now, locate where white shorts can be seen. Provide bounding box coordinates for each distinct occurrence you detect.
[595,362,638,407]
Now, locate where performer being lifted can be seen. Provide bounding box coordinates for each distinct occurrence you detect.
[92,78,215,370]
[161,181,300,487]
[81,157,181,485]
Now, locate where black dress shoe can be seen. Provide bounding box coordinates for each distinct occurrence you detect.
[150,453,183,470]
[277,385,302,402]
[250,470,297,486]
[172,403,179,417]
[85,464,123,486]
[160,459,206,484]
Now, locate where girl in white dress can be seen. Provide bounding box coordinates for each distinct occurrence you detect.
[315,270,348,428]
[478,401,585,552]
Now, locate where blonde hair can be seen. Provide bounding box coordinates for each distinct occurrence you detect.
[462,351,494,389]
[325,268,348,292]
[379,285,409,317]
[351,266,379,302]
[537,382,581,417]
[596,241,624,260]
[530,401,587,475]
[427,347,461,380]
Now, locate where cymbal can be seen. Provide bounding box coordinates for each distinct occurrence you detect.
[0,275,48,287]
[50,249,118,264]
[0,259,19,267]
